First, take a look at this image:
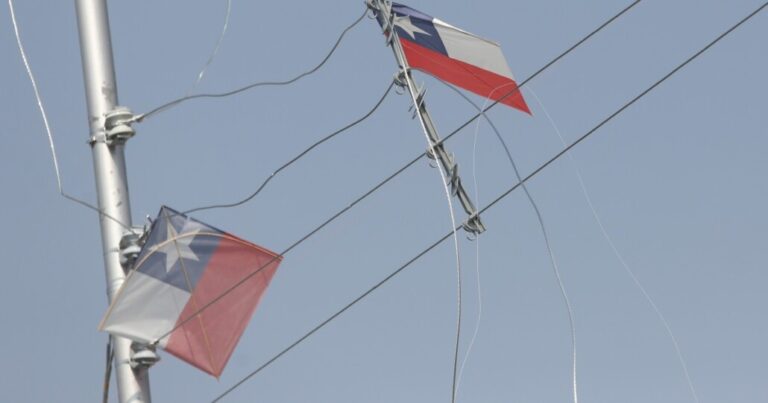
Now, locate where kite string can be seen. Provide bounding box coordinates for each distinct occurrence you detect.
[439,80,579,403]
[7,0,134,232]
[8,0,60,191]
[455,96,487,397]
[525,87,700,403]
[187,0,232,93]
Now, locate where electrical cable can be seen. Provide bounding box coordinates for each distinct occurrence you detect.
[7,0,135,232]
[134,8,368,122]
[102,337,114,403]
[211,6,765,398]
[183,79,395,214]
[449,204,462,403]
[526,86,700,403]
[154,0,641,352]
[443,82,578,403]
[417,111,463,403]
[408,91,465,403]
[394,63,465,402]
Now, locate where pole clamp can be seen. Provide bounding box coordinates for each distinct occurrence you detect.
[128,342,160,369]
[119,226,149,270]
[462,213,485,236]
[90,106,136,146]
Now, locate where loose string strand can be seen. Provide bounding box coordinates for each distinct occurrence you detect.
[188,0,232,93]
[8,0,134,232]
[526,86,700,403]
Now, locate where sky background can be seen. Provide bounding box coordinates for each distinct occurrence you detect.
[1,1,767,402]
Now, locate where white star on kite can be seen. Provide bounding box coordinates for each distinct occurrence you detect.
[160,222,200,272]
[393,15,429,40]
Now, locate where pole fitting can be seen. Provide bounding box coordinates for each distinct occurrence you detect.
[119,226,148,270]
[394,71,408,88]
[462,213,486,236]
[129,342,160,369]
[102,106,136,145]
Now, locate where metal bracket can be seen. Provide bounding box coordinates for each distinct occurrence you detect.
[462,212,485,236]
[128,342,160,369]
[118,225,148,270]
[407,83,427,118]
[394,71,408,89]
[367,0,396,45]
[90,106,136,146]
[447,159,460,196]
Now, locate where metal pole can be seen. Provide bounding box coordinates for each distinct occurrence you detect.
[74,0,151,401]
[370,0,485,234]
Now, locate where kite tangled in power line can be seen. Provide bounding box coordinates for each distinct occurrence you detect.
[101,206,282,377]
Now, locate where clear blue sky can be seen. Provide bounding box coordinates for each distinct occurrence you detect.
[1,1,766,402]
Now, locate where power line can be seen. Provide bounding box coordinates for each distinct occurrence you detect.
[183,80,395,214]
[152,0,640,353]
[416,83,463,403]
[211,4,766,399]
[102,338,114,403]
[133,7,368,122]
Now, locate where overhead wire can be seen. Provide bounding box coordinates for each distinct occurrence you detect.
[183,79,395,214]
[133,7,368,122]
[102,338,114,403]
[396,66,465,402]
[442,82,579,403]
[7,0,135,233]
[449,201,462,403]
[407,91,465,403]
[415,108,463,403]
[152,0,641,355]
[525,86,700,403]
[210,5,765,399]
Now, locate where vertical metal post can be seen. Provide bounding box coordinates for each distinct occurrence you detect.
[74,0,151,401]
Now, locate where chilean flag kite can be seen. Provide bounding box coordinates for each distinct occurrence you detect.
[100,206,282,377]
[383,2,530,114]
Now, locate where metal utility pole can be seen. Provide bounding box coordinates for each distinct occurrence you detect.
[369,0,485,235]
[75,0,152,401]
